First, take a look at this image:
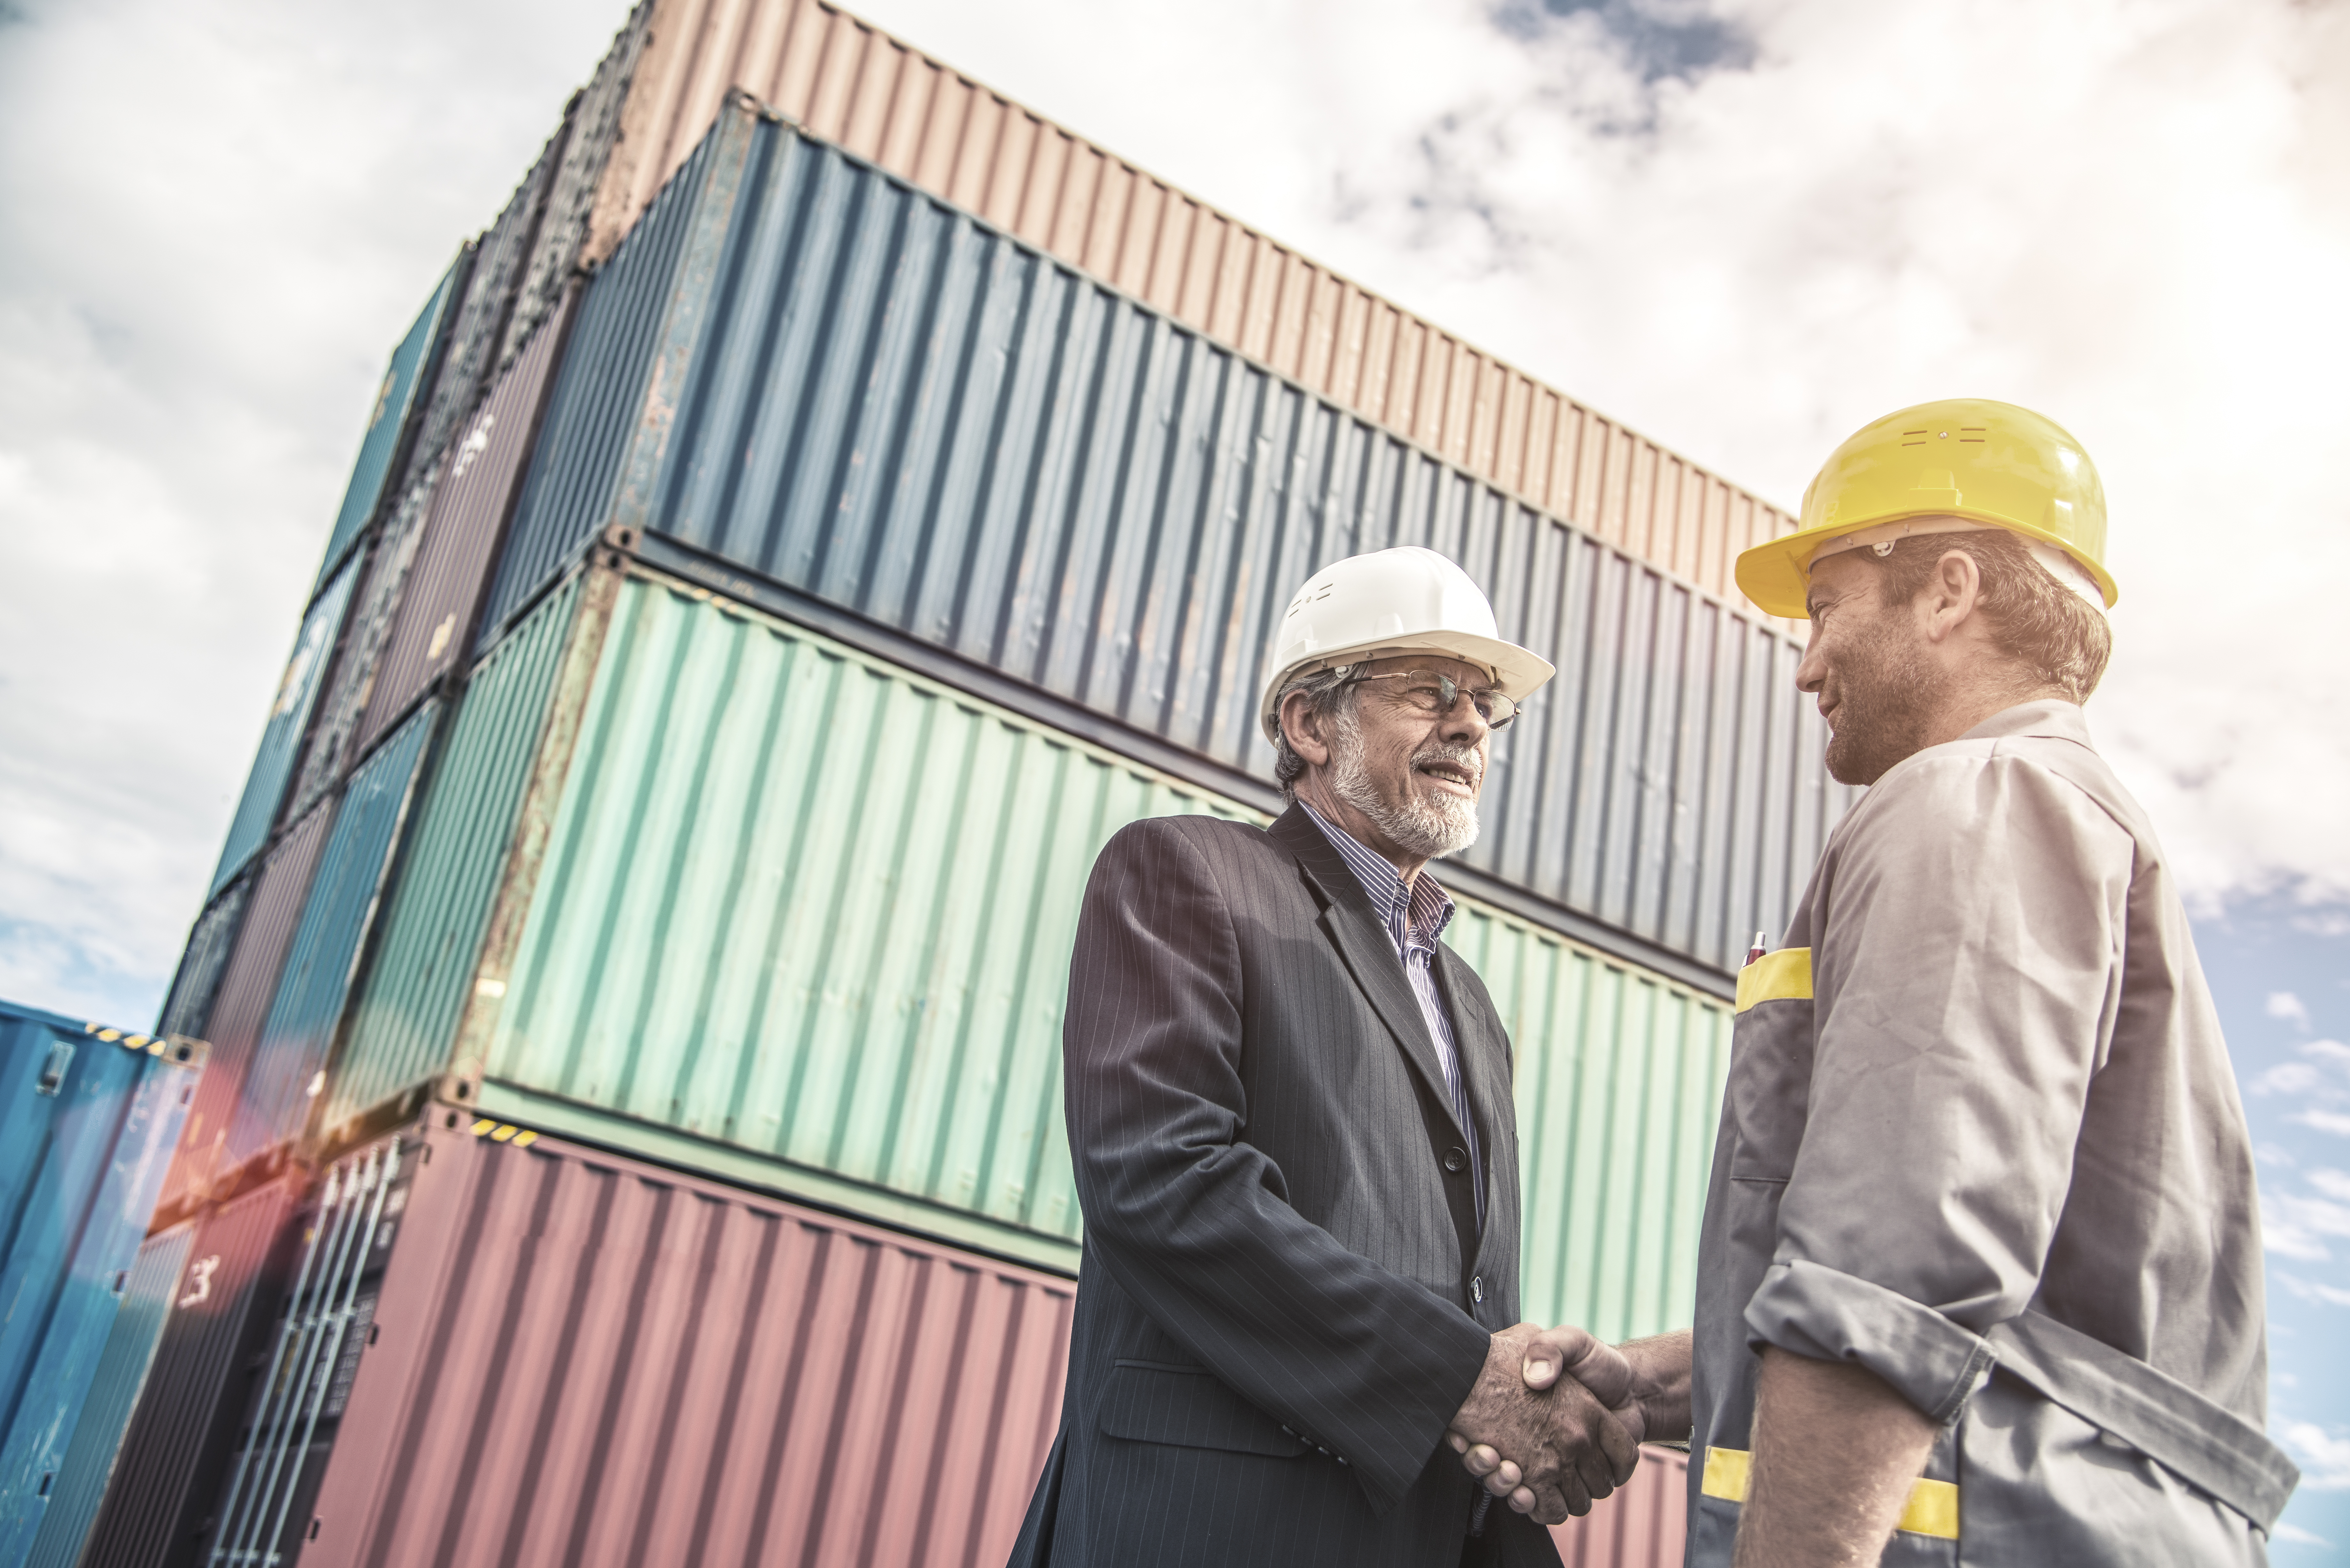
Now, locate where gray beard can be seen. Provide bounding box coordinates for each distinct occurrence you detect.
[1329,707,1481,860]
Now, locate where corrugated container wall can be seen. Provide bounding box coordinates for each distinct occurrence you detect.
[351,291,580,764]
[309,259,467,596]
[580,0,1798,618]
[201,1118,1070,1568]
[284,472,444,825]
[483,107,1851,980]
[0,1002,203,1567]
[203,562,357,900]
[327,566,1734,1326]
[1550,1448,1691,1568]
[160,802,333,1217]
[231,705,439,1167]
[78,1179,305,1568]
[153,886,246,1042]
[19,1224,193,1568]
[326,573,583,1132]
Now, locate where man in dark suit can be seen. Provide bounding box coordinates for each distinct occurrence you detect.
[1009,548,1638,1568]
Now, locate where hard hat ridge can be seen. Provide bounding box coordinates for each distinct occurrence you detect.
[1258,547,1556,743]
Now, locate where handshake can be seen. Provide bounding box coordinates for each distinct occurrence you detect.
[1443,1324,1693,1526]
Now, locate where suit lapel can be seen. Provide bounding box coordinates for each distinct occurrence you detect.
[1437,946,1516,1251]
[1267,808,1471,1151]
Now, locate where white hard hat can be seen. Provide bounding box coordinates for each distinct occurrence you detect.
[1258,547,1556,742]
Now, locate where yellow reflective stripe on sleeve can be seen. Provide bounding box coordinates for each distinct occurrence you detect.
[1735,947,1813,1014]
[1700,1446,1958,1541]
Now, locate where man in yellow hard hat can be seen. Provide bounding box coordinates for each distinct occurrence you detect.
[1461,400,2294,1563]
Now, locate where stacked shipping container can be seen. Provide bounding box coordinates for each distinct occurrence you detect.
[90,4,1847,1563]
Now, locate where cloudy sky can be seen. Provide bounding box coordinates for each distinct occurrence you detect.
[5,0,2348,1549]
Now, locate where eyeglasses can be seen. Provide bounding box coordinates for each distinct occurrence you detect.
[1345,670,1520,730]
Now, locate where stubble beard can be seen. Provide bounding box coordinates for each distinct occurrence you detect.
[1329,705,1482,859]
[1822,615,1954,787]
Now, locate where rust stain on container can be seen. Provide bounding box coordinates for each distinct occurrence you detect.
[576,0,1799,619]
[205,1117,1071,1568]
[355,290,581,763]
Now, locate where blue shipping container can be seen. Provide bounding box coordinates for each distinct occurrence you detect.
[205,556,361,901]
[229,703,439,1167]
[0,1001,203,1567]
[313,257,467,595]
[19,1223,193,1568]
[480,103,1854,981]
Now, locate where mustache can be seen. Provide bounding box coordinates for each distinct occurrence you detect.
[1413,741,1483,785]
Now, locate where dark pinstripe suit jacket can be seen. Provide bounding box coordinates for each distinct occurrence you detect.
[1007,806,1562,1568]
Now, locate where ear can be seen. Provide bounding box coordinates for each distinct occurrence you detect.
[1921,548,1985,644]
[1280,691,1333,769]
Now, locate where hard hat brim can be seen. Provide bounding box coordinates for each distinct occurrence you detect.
[1735,511,2121,620]
[1257,633,1556,742]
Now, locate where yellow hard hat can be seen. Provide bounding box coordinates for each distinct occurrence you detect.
[1735,398,2116,619]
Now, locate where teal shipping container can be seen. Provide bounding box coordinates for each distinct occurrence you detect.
[19,1223,193,1568]
[202,559,359,901]
[229,704,440,1170]
[322,560,1730,1331]
[310,257,467,596]
[0,1001,204,1567]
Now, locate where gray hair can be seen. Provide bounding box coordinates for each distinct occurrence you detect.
[1270,666,1360,798]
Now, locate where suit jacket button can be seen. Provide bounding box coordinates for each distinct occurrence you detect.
[1470,1275,1484,1304]
[1443,1146,1467,1174]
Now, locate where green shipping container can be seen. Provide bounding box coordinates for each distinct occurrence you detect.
[328,561,1728,1338]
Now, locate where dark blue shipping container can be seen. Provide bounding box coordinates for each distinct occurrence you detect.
[204,557,360,901]
[479,102,1853,980]
[312,258,467,596]
[229,705,439,1168]
[0,1001,203,1567]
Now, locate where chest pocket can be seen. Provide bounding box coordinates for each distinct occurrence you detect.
[1726,948,1816,1184]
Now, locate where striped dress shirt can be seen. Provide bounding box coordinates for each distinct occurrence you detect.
[1299,803,1485,1227]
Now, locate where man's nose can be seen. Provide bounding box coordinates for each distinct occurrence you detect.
[1437,693,1490,745]
[1795,635,1827,695]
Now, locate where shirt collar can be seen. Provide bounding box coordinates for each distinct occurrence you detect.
[1296,801,1457,948]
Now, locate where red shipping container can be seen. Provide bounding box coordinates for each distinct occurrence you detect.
[1551,1445,1690,1568]
[201,1113,1072,1568]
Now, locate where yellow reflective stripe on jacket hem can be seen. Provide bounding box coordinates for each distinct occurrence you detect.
[1701,1446,1958,1541]
[1735,947,1813,1014]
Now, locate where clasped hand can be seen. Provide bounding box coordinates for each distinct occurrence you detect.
[1443,1323,1641,1525]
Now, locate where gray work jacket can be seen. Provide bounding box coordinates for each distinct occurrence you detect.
[1687,701,2296,1564]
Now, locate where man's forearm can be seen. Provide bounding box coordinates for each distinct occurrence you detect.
[1733,1346,1937,1568]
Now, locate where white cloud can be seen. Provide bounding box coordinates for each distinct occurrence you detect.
[2310,1170,2350,1203]
[2284,1422,2350,1490]
[2253,1063,2323,1097]
[2293,1111,2350,1139]
[2272,992,2315,1029]
[2259,1142,2300,1169]
[0,0,626,1023]
[2274,1521,2332,1547]
[2305,1040,2350,1067]
[2280,1272,2350,1305]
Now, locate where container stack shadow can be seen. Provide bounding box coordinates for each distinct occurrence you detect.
[24,4,1851,1564]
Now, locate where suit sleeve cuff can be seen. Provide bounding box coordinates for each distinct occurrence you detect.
[1743,1259,1997,1424]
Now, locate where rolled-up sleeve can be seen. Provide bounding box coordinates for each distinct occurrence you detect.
[1745,750,2133,1419]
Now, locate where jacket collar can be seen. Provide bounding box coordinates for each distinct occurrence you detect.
[1956,697,2092,747]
